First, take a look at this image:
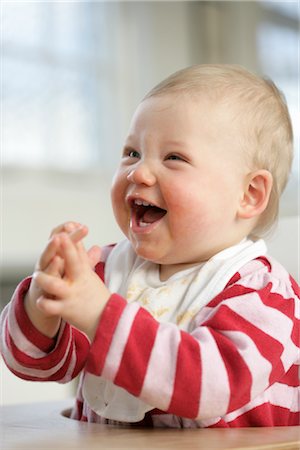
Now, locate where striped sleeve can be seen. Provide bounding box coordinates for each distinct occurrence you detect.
[85,261,299,422]
[0,244,115,385]
[0,277,90,382]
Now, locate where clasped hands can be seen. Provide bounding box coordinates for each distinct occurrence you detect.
[25,222,111,342]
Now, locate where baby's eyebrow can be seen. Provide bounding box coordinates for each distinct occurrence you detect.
[124,134,137,144]
[122,145,137,152]
[164,140,187,148]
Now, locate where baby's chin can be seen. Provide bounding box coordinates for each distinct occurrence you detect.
[130,244,163,264]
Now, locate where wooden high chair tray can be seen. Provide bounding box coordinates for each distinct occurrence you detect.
[0,400,299,449]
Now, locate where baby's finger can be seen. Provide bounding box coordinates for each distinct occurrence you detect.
[49,221,82,238]
[37,235,61,272]
[33,270,69,298]
[60,234,83,279]
[45,255,64,277]
[39,225,87,271]
[87,246,102,269]
[36,296,63,317]
[75,239,97,268]
[69,225,89,245]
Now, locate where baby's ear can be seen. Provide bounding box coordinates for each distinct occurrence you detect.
[237,170,273,220]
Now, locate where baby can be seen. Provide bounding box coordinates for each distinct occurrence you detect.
[1,64,299,427]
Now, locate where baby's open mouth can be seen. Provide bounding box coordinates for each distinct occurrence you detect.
[131,199,167,228]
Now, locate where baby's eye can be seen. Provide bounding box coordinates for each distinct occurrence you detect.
[165,154,185,162]
[123,148,140,159]
[129,150,140,158]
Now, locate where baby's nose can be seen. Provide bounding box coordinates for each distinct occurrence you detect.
[127,162,156,186]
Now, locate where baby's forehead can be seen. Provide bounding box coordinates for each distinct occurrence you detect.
[154,90,246,129]
[132,90,247,148]
[146,86,245,114]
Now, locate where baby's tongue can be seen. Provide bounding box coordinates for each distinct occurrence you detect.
[142,206,166,223]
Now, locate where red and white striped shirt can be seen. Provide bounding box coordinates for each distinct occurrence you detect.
[0,240,299,427]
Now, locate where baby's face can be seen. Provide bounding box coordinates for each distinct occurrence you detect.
[111,93,248,276]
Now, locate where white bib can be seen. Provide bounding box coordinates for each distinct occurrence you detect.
[83,238,267,422]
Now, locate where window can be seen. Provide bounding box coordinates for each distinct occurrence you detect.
[257,1,299,214]
[2,2,119,171]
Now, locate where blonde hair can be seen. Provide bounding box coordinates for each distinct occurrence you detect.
[144,64,294,237]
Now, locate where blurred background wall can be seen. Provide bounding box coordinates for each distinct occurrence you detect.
[1,0,299,404]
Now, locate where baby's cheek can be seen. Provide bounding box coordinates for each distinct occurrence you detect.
[168,188,202,214]
[172,203,210,234]
[111,172,126,205]
[110,187,127,230]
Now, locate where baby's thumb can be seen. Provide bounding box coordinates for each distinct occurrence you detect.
[87,245,102,269]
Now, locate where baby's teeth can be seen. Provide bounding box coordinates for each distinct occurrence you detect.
[134,199,152,206]
[139,221,149,227]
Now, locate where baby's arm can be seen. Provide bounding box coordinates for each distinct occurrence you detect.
[33,231,111,342]
[0,222,104,385]
[83,268,298,423]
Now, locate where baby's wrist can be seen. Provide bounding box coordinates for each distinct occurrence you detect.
[84,305,106,343]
